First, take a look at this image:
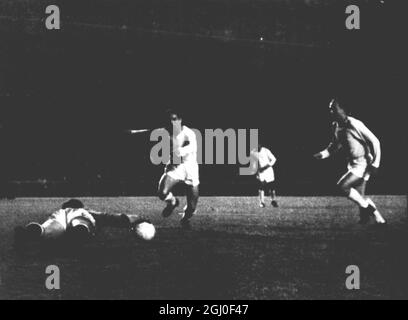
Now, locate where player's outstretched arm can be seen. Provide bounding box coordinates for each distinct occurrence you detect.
[313,150,329,160]
[314,122,341,160]
[125,128,166,135]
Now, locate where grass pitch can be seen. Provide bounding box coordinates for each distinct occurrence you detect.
[0,196,407,300]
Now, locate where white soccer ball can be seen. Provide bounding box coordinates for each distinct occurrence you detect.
[134,222,156,241]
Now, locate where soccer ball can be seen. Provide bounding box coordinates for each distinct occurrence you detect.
[134,222,156,241]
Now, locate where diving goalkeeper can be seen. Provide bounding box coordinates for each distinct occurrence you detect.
[14,199,150,245]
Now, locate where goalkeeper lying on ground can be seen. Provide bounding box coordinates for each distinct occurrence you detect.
[14,199,150,245]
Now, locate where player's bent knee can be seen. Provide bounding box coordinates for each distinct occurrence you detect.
[158,189,168,201]
[158,182,171,200]
[337,182,351,196]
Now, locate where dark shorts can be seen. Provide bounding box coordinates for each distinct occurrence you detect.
[258,180,276,191]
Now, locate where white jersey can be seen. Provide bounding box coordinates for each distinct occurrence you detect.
[170,125,198,165]
[321,116,381,168]
[318,116,381,181]
[251,147,277,183]
[162,125,200,186]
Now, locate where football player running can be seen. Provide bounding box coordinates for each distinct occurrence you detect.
[313,98,386,225]
[157,109,199,228]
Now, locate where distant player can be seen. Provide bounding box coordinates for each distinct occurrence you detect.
[14,199,150,245]
[313,98,386,225]
[157,109,199,228]
[251,141,278,208]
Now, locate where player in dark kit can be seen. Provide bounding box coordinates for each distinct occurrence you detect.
[313,98,386,225]
[14,199,150,246]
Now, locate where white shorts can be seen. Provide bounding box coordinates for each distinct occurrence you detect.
[257,167,275,184]
[162,162,200,187]
[346,160,371,182]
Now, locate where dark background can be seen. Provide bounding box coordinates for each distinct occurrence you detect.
[0,0,406,196]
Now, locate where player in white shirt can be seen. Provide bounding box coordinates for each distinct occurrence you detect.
[157,109,199,228]
[313,98,386,225]
[14,199,149,246]
[251,141,278,208]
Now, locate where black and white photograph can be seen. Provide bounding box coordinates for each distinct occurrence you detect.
[0,0,407,303]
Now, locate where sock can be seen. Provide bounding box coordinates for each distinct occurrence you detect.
[367,199,386,223]
[164,192,176,206]
[373,211,386,224]
[271,190,276,201]
[180,205,197,219]
[259,190,265,204]
[348,188,369,208]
